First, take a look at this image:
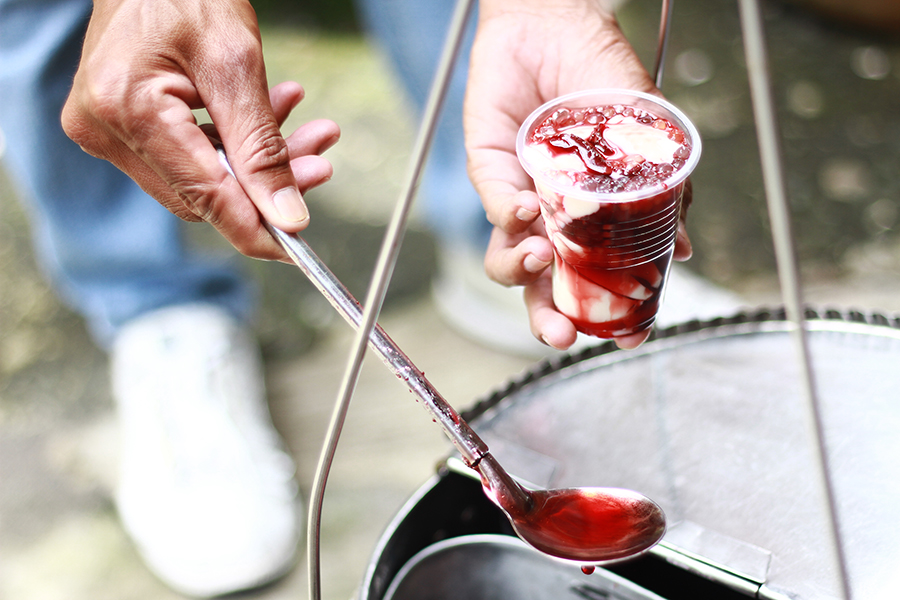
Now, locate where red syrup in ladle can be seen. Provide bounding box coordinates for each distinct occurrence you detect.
[504,487,666,562]
[476,454,666,567]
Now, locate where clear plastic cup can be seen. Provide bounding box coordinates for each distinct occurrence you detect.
[516,89,701,340]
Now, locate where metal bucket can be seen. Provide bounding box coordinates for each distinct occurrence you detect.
[382,534,677,600]
[359,307,900,600]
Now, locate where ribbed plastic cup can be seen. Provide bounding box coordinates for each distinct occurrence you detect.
[516,89,701,339]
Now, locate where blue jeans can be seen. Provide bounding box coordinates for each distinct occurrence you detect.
[0,0,254,348]
[0,0,485,347]
[355,0,491,255]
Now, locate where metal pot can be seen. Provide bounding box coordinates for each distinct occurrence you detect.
[360,307,900,600]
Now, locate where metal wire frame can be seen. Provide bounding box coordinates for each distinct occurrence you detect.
[738,0,850,596]
[301,1,477,599]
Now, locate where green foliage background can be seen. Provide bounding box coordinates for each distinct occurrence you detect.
[252,0,361,31]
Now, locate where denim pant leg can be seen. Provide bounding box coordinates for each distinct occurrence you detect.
[0,0,255,348]
[355,0,492,255]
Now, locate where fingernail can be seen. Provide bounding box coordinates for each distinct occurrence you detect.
[540,334,563,350]
[524,253,552,273]
[516,207,539,221]
[319,133,340,154]
[273,187,309,223]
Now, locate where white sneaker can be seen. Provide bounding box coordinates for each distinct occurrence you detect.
[110,304,301,597]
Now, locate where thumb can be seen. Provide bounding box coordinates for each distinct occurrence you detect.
[206,66,309,233]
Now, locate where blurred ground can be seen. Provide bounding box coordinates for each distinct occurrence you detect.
[2,1,900,599]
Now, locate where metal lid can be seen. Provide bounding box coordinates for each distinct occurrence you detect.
[462,306,900,600]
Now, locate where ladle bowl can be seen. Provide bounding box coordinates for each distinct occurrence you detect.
[508,486,666,563]
[477,452,666,565]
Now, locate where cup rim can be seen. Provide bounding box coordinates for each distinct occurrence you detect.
[516,88,702,204]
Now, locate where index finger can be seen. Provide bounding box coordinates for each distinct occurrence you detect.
[468,146,542,233]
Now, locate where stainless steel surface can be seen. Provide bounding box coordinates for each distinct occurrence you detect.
[737,0,849,596]
[440,456,789,599]
[383,535,667,600]
[464,312,900,599]
[361,310,898,600]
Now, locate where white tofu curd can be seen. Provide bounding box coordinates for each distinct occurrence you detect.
[603,116,680,165]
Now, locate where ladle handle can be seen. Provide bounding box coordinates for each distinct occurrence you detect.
[265,222,490,466]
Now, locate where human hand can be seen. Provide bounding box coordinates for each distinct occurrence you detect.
[465,0,692,350]
[61,0,340,261]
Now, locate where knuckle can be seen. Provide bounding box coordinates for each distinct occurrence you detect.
[175,181,219,223]
[60,101,95,149]
[224,37,264,73]
[77,68,128,123]
[167,201,205,223]
[240,126,291,173]
[62,67,151,152]
[61,88,118,151]
[201,30,265,89]
[482,257,505,285]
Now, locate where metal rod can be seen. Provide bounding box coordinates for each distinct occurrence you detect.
[737,0,851,597]
[653,0,673,89]
[265,224,489,466]
[304,0,477,598]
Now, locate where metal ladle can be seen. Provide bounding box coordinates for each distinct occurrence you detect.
[265,218,668,563]
[222,0,675,596]
[220,147,666,570]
